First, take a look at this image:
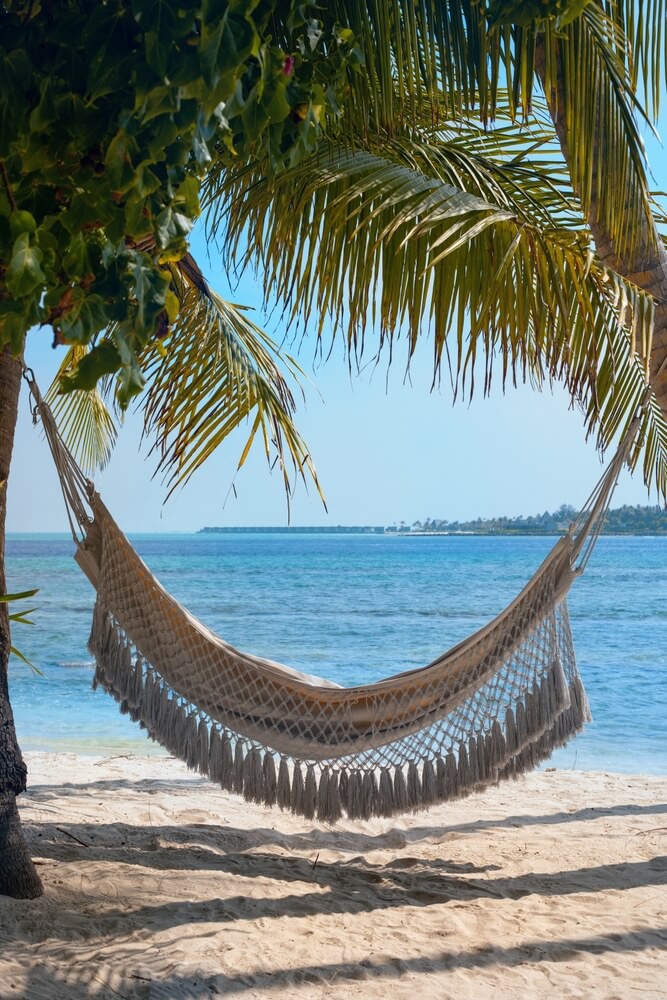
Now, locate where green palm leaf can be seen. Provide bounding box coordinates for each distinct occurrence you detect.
[46,346,118,472]
[139,269,322,504]
[46,256,322,507]
[208,137,667,498]
[537,7,656,261]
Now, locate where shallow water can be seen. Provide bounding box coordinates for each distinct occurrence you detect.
[6,532,667,773]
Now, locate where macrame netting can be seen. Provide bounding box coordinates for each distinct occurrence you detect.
[86,495,590,821]
[25,367,641,823]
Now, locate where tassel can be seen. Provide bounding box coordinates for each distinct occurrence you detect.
[435,756,447,798]
[117,642,133,702]
[347,771,363,819]
[551,652,570,709]
[197,718,210,776]
[173,702,189,762]
[243,749,263,803]
[154,683,172,743]
[130,657,144,710]
[457,741,471,796]
[91,660,103,692]
[445,751,459,799]
[505,707,518,755]
[515,701,528,748]
[379,768,394,816]
[326,771,342,824]
[184,713,199,770]
[291,762,305,815]
[468,736,480,786]
[277,758,292,810]
[220,733,235,791]
[149,674,163,735]
[157,693,173,748]
[317,768,330,822]
[233,740,245,794]
[208,729,223,783]
[124,656,136,707]
[141,672,154,733]
[524,689,538,739]
[572,677,592,726]
[338,769,349,810]
[486,720,506,774]
[535,678,549,731]
[263,753,277,807]
[407,761,421,810]
[362,771,377,820]
[303,765,317,820]
[161,696,178,753]
[393,766,408,813]
[422,760,436,806]
[476,734,488,784]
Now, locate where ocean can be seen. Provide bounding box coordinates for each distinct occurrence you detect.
[5,532,667,775]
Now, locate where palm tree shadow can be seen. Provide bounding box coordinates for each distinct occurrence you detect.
[15,923,667,999]
[18,816,667,934]
[23,776,667,854]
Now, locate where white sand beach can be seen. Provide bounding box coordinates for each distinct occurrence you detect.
[1,753,666,999]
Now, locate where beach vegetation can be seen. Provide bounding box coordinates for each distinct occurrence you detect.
[1,0,667,899]
[408,503,667,535]
[0,590,40,674]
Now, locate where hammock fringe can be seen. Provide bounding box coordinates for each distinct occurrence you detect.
[90,606,591,822]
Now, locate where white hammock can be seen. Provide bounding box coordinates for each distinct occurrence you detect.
[25,367,641,822]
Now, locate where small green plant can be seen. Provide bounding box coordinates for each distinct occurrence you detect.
[0,588,41,675]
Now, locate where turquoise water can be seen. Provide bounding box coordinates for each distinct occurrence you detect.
[6,532,667,774]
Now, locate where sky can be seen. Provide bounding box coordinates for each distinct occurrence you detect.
[6,113,667,534]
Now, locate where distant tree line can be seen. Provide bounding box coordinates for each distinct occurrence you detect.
[406,504,667,535]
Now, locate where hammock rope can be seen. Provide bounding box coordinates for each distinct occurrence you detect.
[22,366,645,821]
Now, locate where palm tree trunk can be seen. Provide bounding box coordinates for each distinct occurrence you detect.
[0,347,43,899]
[536,43,667,417]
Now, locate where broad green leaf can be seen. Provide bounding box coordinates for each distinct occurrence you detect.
[5,232,45,298]
[60,340,122,393]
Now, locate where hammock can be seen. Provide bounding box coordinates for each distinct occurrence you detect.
[24,368,642,822]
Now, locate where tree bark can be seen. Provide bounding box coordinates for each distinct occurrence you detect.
[0,347,43,898]
[536,40,667,417]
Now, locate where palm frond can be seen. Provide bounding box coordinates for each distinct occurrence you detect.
[618,0,666,120]
[46,346,118,472]
[44,251,321,507]
[208,141,667,499]
[309,3,656,264]
[139,271,323,505]
[540,6,656,261]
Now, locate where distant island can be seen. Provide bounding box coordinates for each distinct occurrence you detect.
[199,525,386,534]
[403,503,667,536]
[200,504,667,536]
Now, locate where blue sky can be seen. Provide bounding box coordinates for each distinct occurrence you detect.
[7,113,666,533]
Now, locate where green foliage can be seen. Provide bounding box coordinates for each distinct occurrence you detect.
[0,0,356,405]
[0,589,42,674]
[410,503,667,535]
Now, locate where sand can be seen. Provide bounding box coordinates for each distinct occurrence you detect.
[0,753,666,999]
